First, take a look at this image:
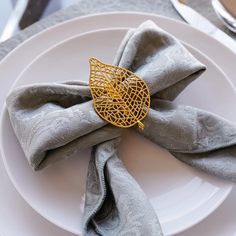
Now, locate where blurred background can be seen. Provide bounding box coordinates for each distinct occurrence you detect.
[0,0,78,40]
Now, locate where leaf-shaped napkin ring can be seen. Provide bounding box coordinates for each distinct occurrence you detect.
[89,58,150,129]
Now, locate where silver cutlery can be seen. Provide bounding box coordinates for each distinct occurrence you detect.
[0,0,29,42]
[0,0,50,43]
[212,0,236,33]
[170,0,236,54]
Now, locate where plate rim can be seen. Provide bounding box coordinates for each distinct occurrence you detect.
[0,26,234,235]
[1,11,236,67]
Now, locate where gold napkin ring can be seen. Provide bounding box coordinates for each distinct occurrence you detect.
[89,58,150,130]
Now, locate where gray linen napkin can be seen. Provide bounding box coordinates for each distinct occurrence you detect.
[6,20,236,235]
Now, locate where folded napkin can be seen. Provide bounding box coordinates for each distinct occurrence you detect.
[6,21,236,236]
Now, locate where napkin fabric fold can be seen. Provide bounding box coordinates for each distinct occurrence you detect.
[6,21,236,235]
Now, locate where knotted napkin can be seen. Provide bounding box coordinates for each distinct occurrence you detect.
[6,21,236,236]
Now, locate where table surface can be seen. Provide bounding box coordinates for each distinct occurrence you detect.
[0,0,236,235]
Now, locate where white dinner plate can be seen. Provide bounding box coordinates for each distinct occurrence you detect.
[0,12,236,236]
[1,12,236,111]
[1,26,234,236]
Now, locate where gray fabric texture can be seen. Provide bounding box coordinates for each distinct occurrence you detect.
[7,20,236,235]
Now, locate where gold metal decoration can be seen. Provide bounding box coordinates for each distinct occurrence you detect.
[89,58,150,129]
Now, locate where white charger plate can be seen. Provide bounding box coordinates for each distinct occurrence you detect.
[1,12,236,236]
[1,26,234,236]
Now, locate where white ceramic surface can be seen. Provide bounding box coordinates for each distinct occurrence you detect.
[1,12,236,110]
[0,12,236,236]
[1,27,234,236]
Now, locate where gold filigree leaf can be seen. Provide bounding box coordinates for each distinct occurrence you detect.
[89,58,150,129]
